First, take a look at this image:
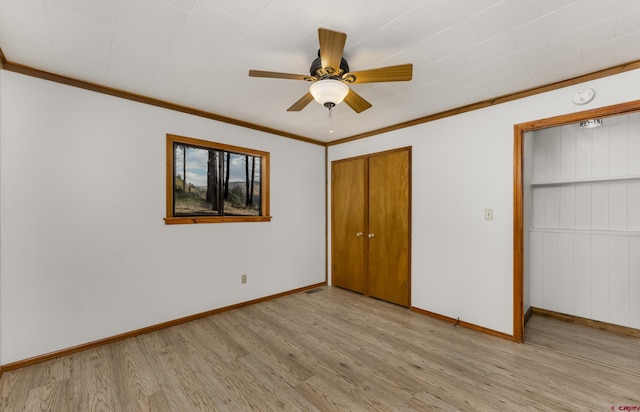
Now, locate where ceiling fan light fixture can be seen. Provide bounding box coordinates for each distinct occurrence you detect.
[310,79,349,108]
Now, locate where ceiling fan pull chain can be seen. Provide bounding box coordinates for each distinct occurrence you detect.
[329,105,335,134]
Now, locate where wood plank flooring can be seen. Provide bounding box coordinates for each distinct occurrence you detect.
[1,286,639,411]
[525,314,640,377]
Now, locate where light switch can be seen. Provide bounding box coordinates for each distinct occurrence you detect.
[485,209,493,220]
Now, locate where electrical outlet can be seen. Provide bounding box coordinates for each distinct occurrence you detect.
[241,274,247,284]
[485,208,493,220]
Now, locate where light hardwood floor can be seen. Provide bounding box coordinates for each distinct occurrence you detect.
[525,314,640,378]
[1,286,638,411]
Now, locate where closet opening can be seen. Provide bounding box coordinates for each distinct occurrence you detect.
[513,100,640,370]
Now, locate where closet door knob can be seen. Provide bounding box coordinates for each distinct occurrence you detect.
[356,232,363,237]
[367,233,375,238]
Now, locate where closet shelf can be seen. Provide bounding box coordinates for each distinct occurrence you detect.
[530,227,640,237]
[531,175,640,187]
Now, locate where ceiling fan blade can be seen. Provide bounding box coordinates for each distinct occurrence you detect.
[343,89,372,113]
[343,64,413,84]
[249,70,316,81]
[318,28,347,76]
[287,92,315,111]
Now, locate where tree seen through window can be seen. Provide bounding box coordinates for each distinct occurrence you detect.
[165,134,270,224]
[174,144,262,216]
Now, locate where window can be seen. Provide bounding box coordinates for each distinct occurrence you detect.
[165,134,270,224]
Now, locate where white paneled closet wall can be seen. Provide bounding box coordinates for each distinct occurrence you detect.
[528,112,640,329]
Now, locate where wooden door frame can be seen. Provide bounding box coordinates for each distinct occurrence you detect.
[512,99,640,342]
[330,146,412,306]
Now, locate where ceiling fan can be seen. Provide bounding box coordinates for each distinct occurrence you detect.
[248,28,413,114]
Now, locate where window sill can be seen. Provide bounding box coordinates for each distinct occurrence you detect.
[164,216,272,225]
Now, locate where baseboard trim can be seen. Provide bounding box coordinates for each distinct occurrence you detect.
[410,306,513,341]
[524,307,534,325]
[0,282,326,377]
[530,307,640,339]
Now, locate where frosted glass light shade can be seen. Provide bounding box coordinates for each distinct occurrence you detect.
[310,79,349,106]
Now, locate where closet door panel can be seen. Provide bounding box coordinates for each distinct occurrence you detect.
[367,150,410,307]
[331,158,367,293]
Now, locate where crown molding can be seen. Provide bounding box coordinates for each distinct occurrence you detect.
[1,58,325,146]
[328,59,640,146]
[2,47,640,148]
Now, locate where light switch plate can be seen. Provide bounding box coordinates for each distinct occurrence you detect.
[485,209,493,220]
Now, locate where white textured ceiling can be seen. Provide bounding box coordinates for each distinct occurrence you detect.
[1,0,640,142]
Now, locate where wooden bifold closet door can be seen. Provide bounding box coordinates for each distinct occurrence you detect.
[331,147,411,307]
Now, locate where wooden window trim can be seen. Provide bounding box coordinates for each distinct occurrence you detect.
[164,134,271,225]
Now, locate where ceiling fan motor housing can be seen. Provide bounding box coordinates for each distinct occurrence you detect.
[310,50,350,79]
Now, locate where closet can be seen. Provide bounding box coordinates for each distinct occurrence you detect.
[331,147,411,307]
[524,112,640,330]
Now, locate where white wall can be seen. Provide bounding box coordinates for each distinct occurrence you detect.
[328,68,640,336]
[0,71,326,364]
[529,114,640,328]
